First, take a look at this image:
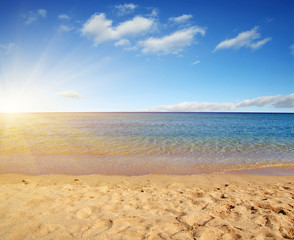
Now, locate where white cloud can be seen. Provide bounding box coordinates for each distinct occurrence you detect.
[58,14,70,20]
[57,90,84,99]
[169,14,193,24]
[144,94,294,112]
[193,60,200,65]
[114,39,131,47]
[274,94,294,108]
[249,37,272,50]
[214,26,271,51]
[290,45,294,55]
[24,9,47,25]
[138,26,205,55]
[237,94,294,108]
[144,102,236,112]
[58,24,73,32]
[115,3,137,15]
[81,13,154,45]
[116,16,153,36]
[148,8,158,17]
[37,9,47,18]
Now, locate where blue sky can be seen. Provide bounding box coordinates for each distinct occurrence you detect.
[0,0,293,112]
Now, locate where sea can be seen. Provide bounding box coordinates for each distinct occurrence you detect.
[0,112,293,175]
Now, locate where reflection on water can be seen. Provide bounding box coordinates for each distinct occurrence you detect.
[0,112,293,175]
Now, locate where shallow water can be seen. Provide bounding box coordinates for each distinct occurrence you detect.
[0,112,293,175]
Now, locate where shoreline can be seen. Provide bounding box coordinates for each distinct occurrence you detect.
[223,166,294,176]
[1,163,294,176]
[1,171,294,184]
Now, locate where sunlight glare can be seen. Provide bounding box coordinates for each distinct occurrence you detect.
[0,91,37,113]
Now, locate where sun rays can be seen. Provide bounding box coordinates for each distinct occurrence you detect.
[0,38,111,113]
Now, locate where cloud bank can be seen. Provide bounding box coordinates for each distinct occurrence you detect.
[214,26,271,51]
[237,94,294,108]
[145,102,236,112]
[144,94,294,112]
[57,90,84,99]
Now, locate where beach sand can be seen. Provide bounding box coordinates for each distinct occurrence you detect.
[0,173,293,240]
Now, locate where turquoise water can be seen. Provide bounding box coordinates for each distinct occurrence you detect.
[0,112,293,175]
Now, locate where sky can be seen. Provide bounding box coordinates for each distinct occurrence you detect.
[0,0,293,112]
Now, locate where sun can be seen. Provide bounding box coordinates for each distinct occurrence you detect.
[0,91,39,113]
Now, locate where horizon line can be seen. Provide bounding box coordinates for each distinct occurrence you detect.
[1,111,293,114]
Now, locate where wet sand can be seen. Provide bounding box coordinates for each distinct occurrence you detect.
[0,173,293,240]
[225,166,294,176]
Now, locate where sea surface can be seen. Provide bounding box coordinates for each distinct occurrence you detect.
[0,112,293,175]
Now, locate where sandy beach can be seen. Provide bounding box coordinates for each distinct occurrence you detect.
[0,173,293,240]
